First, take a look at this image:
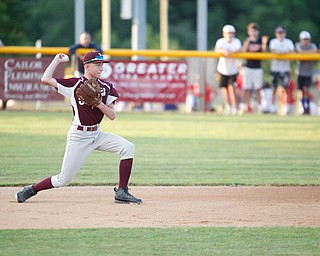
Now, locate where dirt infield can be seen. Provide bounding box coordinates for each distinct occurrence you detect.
[1,186,320,229]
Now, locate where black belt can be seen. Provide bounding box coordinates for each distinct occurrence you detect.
[77,125,98,131]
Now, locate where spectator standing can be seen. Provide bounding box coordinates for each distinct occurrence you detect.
[214,24,242,115]
[269,26,295,114]
[69,32,103,76]
[242,22,268,113]
[295,31,318,114]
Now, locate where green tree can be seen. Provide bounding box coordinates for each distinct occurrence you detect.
[0,0,30,45]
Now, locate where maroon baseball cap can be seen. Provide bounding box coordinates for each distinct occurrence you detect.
[83,51,109,65]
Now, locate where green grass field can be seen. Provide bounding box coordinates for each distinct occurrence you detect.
[0,111,319,255]
[1,111,319,186]
[1,227,319,256]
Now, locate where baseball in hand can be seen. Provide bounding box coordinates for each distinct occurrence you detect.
[59,54,69,62]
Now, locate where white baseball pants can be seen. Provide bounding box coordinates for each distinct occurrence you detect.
[51,125,135,188]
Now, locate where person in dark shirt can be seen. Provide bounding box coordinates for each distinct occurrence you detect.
[241,22,268,113]
[69,32,103,76]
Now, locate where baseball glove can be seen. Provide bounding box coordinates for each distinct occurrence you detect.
[76,78,102,107]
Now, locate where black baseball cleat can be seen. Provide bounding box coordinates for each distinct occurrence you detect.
[16,185,37,203]
[114,187,142,204]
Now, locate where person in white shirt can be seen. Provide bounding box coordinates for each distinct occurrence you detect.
[269,26,295,114]
[214,24,242,115]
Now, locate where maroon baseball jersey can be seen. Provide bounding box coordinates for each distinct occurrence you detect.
[56,77,119,126]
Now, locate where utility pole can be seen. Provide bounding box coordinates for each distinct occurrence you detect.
[131,0,147,60]
[160,0,169,61]
[74,0,85,43]
[197,0,208,112]
[101,0,111,50]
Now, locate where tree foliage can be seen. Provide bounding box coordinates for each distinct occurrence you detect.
[0,0,319,49]
[0,0,30,45]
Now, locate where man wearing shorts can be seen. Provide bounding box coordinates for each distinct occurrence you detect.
[269,26,295,114]
[242,22,268,113]
[295,31,318,114]
[214,24,242,115]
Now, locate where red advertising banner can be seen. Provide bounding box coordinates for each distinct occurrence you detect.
[101,60,188,103]
[0,57,65,101]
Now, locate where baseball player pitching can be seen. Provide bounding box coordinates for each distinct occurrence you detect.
[16,51,142,204]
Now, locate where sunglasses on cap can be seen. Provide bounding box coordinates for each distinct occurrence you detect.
[83,55,106,65]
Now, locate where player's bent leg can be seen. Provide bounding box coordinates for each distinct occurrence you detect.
[95,131,141,204]
[52,156,91,188]
[120,140,135,160]
[52,131,94,188]
[51,172,76,188]
[95,131,135,159]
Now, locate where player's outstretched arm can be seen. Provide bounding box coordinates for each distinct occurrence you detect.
[41,53,69,89]
[96,102,116,120]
